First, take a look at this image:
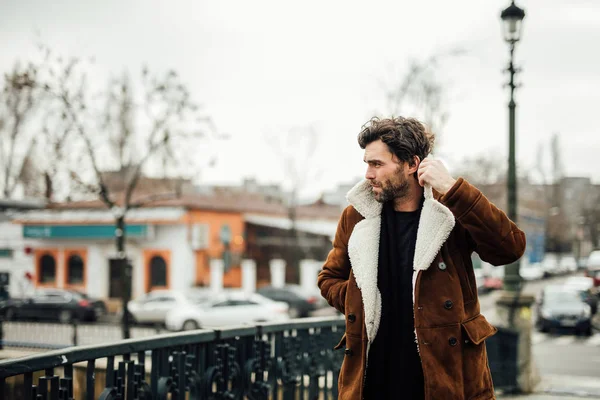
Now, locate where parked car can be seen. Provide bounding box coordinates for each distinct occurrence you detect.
[586,269,600,288]
[165,291,289,331]
[564,276,598,315]
[559,255,578,273]
[257,284,322,318]
[520,262,545,281]
[1,288,106,323]
[482,265,504,291]
[564,276,597,292]
[535,285,592,336]
[540,254,560,277]
[128,289,211,326]
[577,256,588,271]
[587,250,600,269]
[585,250,600,287]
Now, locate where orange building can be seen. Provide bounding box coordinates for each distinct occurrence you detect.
[12,187,339,302]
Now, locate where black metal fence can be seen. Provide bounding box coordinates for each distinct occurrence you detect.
[0,316,346,400]
[0,318,519,399]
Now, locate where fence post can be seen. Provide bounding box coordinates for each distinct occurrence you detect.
[72,320,78,346]
[299,260,321,294]
[210,259,224,292]
[241,259,257,293]
[0,316,3,350]
[269,259,286,288]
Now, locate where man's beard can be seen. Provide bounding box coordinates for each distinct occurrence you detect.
[374,178,410,203]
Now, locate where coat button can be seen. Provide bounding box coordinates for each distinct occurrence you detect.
[438,262,447,271]
[344,348,353,356]
[449,337,458,347]
[444,300,453,310]
[347,313,356,323]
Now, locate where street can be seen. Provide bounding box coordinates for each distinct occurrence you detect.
[479,273,600,397]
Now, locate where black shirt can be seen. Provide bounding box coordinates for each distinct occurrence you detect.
[364,201,425,399]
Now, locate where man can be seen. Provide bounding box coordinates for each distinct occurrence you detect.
[318,117,525,399]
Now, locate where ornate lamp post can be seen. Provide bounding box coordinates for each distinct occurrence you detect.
[501,1,526,295]
[496,2,538,393]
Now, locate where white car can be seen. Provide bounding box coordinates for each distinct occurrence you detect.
[564,276,595,291]
[559,255,578,273]
[520,262,544,281]
[563,276,599,315]
[128,290,211,325]
[540,254,559,277]
[165,291,290,331]
[587,250,600,270]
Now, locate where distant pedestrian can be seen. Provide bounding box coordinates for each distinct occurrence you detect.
[318,116,526,399]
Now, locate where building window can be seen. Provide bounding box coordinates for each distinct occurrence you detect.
[144,250,170,292]
[40,254,56,284]
[150,256,167,288]
[67,254,84,285]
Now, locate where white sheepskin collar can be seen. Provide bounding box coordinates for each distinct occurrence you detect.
[346,179,455,344]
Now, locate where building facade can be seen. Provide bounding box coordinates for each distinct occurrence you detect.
[12,206,247,300]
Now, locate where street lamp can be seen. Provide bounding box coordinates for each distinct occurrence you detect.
[497,8,537,391]
[501,1,525,295]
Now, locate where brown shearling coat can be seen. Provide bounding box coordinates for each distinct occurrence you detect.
[318,178,526,400]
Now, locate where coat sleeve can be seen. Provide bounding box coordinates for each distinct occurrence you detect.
[317,206,352,315]
[440,178,526,266]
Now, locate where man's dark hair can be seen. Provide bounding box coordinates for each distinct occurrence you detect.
[357,116,435,167]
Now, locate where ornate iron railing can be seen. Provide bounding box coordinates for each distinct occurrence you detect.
[0,316,345,400]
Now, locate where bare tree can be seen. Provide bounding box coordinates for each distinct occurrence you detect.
[0,62,43,198]
[379,49,464,147]
[550,133,564,190]
[40,49,218,338]
[453,151,507,186]
[530,140,548,185]
[541,133,571,253]
[266,125,321,283]
[582,194,600,250]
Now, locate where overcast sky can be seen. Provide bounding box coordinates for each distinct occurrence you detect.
[2,0,599,198]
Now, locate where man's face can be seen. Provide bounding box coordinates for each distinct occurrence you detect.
[363,139,410,203]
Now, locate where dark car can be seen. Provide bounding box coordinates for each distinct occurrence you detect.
[1,288,107,323]
[257,285,322,318]
[535,285,593,336]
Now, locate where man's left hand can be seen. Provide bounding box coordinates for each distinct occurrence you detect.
[417,158,457,195]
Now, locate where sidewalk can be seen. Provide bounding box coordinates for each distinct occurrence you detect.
[498,374,600,399]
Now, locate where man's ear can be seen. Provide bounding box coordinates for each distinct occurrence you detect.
[408,155,421,175]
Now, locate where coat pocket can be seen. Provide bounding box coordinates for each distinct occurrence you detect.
[462,313,497,345]
[461,314,497,399]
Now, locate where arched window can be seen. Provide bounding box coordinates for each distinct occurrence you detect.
[149,256,167,288]
[67,254,84,285]
[40,254,56,284]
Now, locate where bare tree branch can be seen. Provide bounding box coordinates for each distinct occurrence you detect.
[129,192,179,209]
[57,88,116,208]
[378,48,466,147]
[69,169,101,196]
[0,63,40,198]
[124,136,168,210]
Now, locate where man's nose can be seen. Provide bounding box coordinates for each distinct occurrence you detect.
[365,167,375,180]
